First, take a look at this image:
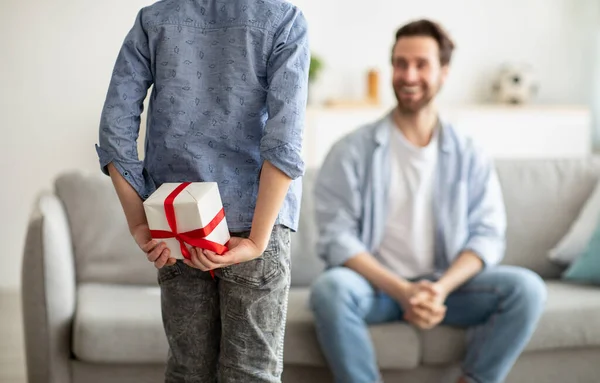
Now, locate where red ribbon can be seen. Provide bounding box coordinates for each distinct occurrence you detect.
[150,182,228,278]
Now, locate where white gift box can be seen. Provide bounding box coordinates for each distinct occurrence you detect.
[143,182,230,259]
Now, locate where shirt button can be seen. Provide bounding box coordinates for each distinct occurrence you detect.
[123,171,129,176]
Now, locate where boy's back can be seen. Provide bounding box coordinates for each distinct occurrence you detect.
[97,0,309,231]
[96,2,309,381]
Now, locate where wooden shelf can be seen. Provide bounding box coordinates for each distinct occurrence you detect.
[302,104,592,169]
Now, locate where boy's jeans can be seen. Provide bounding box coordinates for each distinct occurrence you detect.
[309,265,547,383]
[157,225,291,383]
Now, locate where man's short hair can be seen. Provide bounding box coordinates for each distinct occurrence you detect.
[393,19,455,66]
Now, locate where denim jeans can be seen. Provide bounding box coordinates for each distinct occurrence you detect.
[309,265,547,383]
[157,225,291,383]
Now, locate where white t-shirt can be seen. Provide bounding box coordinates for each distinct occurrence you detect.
[376,121,439,279]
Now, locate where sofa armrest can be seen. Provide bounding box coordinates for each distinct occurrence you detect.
[21,192,76,383]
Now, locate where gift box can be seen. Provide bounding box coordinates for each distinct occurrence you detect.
[143,182,230,260]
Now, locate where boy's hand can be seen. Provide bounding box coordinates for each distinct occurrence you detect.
[183,237,263,271]
[131,224,176,269]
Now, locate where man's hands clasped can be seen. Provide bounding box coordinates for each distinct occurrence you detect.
[397,280,449,330]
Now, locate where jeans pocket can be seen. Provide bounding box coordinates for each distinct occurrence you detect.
[220,228,283,289]
[157,262,183,284]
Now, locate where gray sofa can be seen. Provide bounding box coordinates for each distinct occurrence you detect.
[22,158,600,383]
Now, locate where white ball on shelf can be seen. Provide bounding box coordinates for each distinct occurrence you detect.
[491,63,539,104]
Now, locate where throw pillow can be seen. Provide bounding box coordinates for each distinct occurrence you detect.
[563,216,600,284]
[549,179,600,264]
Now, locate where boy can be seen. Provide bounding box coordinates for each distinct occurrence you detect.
[96,1,309,382]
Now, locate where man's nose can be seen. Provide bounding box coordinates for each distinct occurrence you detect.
[401,66,419,83]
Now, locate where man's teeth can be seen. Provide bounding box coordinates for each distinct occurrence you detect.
[402,86,419,94]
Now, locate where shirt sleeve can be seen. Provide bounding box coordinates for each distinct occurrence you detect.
[95,8,156,199]
[463,147,507,267]
[313,139,369,267]
[260,5,310,180]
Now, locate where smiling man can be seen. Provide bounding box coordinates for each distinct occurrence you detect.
[309,19,547,383]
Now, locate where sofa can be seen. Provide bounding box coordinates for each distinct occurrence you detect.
[21,158,600,383]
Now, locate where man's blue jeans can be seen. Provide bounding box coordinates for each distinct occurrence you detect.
[309,265,547,383]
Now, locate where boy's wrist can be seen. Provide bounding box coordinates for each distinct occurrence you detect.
[248,232,269,253]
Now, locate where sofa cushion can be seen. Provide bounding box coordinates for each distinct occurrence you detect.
[290,169,325,287]
[72,285,421,368]
[562,213,600,284]
[549,178,600,265]
[290,159,600,284]
[73,282,600,366]
[495,158,600,278]
[56,170,324,288]
[284,289,421,369]
[55,172,158,285]
[73,284,167,363]
[419,280,600,365]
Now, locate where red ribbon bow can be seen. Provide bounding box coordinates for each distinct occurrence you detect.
[150,182,229,278]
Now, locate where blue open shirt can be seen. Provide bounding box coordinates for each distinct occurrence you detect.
[313,113,507,273]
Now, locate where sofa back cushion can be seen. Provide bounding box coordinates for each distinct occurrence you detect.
[290,169,325,286]
[55,172,158,286]
[496,158,600,278]
[291,158,600,285]
[55,157,600,286]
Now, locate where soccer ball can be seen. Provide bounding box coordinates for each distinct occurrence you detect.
[491,63,539,104]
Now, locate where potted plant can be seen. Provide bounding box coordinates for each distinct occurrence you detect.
[309,54,323,83]
[308,53,323,104]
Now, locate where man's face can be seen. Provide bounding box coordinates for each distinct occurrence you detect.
[391,36,449,114]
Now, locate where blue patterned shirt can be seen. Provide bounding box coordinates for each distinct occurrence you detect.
[96,0,309,231]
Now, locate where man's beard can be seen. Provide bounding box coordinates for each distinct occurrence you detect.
[394,79,441,114]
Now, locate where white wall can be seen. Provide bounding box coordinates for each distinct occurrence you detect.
[593,23,600,150]
[1,0,599,290]
[0,0,155,290]
[292,0,600,108]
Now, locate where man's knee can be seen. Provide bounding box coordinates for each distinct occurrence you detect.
[309,267,366,317]
[504,267,547,317]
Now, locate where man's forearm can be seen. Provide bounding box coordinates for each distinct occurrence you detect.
[436,250,484,294]
[249,161,293,251]
[344,253,411,302]
[107,163,148,234]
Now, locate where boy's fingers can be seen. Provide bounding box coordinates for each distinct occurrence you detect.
[204,250,227,265]
[198,251,220,269]
[147,243,166,262]
[190,251,214,271]
[141,239,159,253]
[188,253,206,271]
[154,249,170,269]
[166,257,177,266]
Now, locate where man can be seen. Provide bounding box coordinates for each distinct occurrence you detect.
[309,19,546,383]
[96,0,309,382]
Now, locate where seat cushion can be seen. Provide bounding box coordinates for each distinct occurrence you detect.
[73,285,421,368]
[73,281,600,366]
[420,280,600,365]
[284,289,421,369]
[73,284,168,363]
